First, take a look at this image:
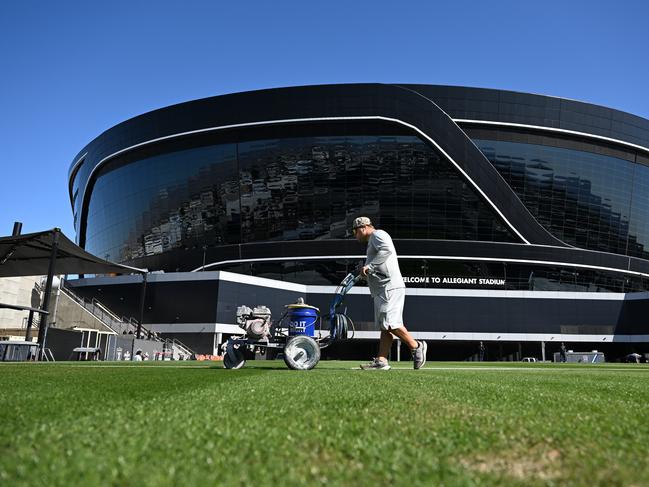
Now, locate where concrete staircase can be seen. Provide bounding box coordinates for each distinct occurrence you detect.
[56,281,195,359]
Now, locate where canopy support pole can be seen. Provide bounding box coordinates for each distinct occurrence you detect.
[37,228,60,360]
[25,310,34,341]
[137,272,148,339]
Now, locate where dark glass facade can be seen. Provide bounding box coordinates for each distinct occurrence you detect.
[473,138,649,259]
[70,84,649,296]
[86,144,238,261]
[85,134,516,263]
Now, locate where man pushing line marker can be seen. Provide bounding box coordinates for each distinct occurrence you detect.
[352,216,427,370]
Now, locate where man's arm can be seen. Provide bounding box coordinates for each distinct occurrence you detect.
[361,231,392,276]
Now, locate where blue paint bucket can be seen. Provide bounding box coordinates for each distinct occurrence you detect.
[287,304,319,337]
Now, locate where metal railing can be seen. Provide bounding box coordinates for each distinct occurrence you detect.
[58,286,121,334]
[41,348,55,362]
[21,314,41,330]
[167,337,194,358]
[59,283,155,337]
[61,286,162,341]
[59,282,196,357]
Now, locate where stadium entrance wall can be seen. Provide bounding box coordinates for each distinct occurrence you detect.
[66,271,649,361]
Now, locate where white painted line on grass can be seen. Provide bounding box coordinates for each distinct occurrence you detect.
[351,366,649,372]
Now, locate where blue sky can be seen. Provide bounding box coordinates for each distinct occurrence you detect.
[1,0,648,239]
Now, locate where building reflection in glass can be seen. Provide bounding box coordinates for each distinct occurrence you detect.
[474,139,649,259]
[85,135,517,263]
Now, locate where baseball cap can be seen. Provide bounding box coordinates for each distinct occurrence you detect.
[352,216,372,230]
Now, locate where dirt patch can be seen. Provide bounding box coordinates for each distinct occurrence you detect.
[460,447,564,482]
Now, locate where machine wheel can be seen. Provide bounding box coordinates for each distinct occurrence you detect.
[283,335,320,370]
[223,340,246,369]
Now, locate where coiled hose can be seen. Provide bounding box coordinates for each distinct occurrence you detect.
[329,312,355,341]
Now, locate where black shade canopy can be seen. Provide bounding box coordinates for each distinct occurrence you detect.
[0,229,146,277]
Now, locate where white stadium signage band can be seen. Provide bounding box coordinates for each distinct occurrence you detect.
[403,276,506,286]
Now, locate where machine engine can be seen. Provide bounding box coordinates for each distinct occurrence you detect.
[236,305,272,340]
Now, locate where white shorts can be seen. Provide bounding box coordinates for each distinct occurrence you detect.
[373,287,405,331]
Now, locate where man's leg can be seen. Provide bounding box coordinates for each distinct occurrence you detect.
[377,329,393,362]
[360,303,393,369]
[390,326,427,370]
[389,326,417,350]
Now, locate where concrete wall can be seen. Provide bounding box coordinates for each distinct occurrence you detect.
[0,276,42,335]
[0,274,126,347]
[53,289,115,333]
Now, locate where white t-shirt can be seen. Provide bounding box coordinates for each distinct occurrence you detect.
[365,229,405,295]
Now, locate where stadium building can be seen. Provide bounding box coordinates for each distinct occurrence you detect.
[66,84,649,360]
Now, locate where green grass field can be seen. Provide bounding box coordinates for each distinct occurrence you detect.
[1,361,649,486]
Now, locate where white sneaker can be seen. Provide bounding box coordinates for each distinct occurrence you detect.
[413,341,427,369]
[360,358,391,370]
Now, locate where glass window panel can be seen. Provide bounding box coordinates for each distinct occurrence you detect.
[473,139,640,256]
[85,133,519,267]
